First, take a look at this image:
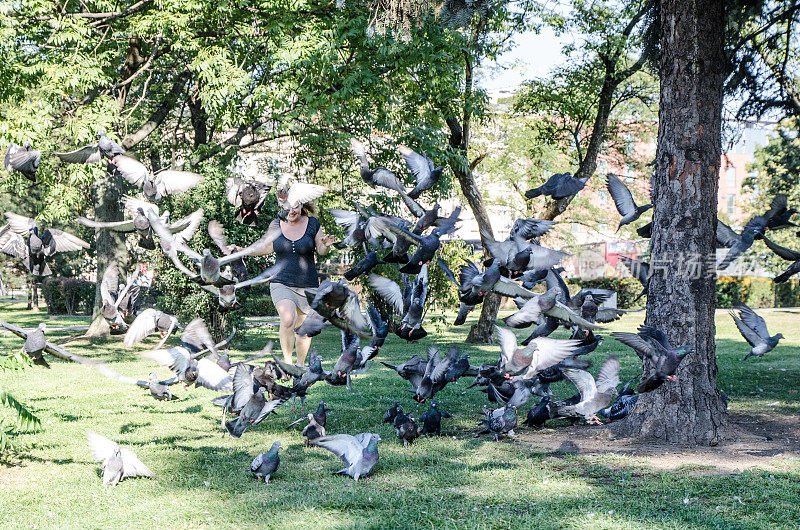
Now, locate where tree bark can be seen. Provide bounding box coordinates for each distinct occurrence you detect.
[445,52,498,343]
[613,0,727,445]
[86,164,127,337]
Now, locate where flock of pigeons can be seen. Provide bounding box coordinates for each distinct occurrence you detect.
[1,135,795,485]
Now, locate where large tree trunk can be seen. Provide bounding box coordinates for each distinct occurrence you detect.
[86,164,127,337]
[613,0,727,445]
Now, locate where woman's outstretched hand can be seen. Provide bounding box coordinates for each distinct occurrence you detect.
[320,234,337,246]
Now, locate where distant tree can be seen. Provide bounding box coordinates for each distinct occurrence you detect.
[514,0,659,221]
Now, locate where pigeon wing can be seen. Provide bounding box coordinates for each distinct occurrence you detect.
[194,358,233,391]
[41,229,90,253]
[120,447,154,478]
[494,326,519,368]
[561,368,597,402]
[86,431,119,462]
[4,212,36,235]
[155,170,203,196]
[606,173,637,216]
[55,144,101,164]
[124,308,159,346]
[733,305,770,340]
[594,356,620,394]
[763,236,800,262]
[368,274,405,315]
[311,434,362,467]
[113,155,149,187]
[527,337,581,373]
[286,183,327,208]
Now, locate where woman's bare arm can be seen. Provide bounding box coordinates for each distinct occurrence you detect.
[315,229,336,256]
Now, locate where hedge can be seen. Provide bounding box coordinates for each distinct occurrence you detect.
[569,276,800,309]
[41,277,95,315]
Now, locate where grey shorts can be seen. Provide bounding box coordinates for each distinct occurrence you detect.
[269,283,312,314]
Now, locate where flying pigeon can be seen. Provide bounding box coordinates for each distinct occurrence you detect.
[55,131,124,164]
[124,308,181,348]
[525,172,589,200]
[729,304,783,360]
[398,145,444,199]
[611,325,692,392]
[4,141,41,180]
[552,355,620,425]
[141,319,232,391]
[0,213,89,276]
[606,173,652,231]
[86,431,154,486]
[226,175,273,226]
[310,433,381,481]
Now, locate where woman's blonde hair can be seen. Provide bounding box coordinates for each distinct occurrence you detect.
[301,202,317,217]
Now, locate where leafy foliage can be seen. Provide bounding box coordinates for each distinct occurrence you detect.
[0,349,41,452]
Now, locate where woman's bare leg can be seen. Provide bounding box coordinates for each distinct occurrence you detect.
[275,299,298,364]
[294,309,311,365]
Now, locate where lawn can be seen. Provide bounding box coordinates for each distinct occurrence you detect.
[0,302,798,529]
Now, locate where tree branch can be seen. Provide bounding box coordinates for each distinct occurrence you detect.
[122,71,190,149]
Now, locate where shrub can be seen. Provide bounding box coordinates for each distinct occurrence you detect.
[568,277,645,309]
[716,277,745,308]
[775,281,800,307]
[41,277,95,315]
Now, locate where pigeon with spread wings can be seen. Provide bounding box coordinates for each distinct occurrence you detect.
[55,131,124,164]
[86,431,154,486]
[0,213,89,276]
[140,319,232,391]
[5,141,41,180]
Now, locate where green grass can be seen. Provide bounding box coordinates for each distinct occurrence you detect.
[1,302,798,529]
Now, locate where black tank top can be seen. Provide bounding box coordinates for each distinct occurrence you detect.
[271,217,320,288]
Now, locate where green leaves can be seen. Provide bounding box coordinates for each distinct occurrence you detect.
[0,349,42,452]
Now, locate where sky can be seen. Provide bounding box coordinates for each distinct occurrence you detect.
[476,25,573,98]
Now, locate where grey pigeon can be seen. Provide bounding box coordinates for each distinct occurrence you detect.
[0,212,89,277]
[419,400,451,435]
[611,326,692,392]
[503,289,601,330]
[5,141,41,180]
[369,266,429,340]
[763,236,800,283]
[606,173,652,231]
[141,319,232,391]
[250,441,282,483]
[112,154,203,202]
[398,145,444,199]
[55,131,124,164]
[0,320,70,368]
[477,405,518,441]
[553,355,620,425]
[729,304,783,360]
[525,172,589,200]
[310,433,381,481]
[226,175,272,226]
[495,325,581,379]
[395,414,420,446]
[124,308,181,348]
[288,413,326,445]
[86,431,154,486]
